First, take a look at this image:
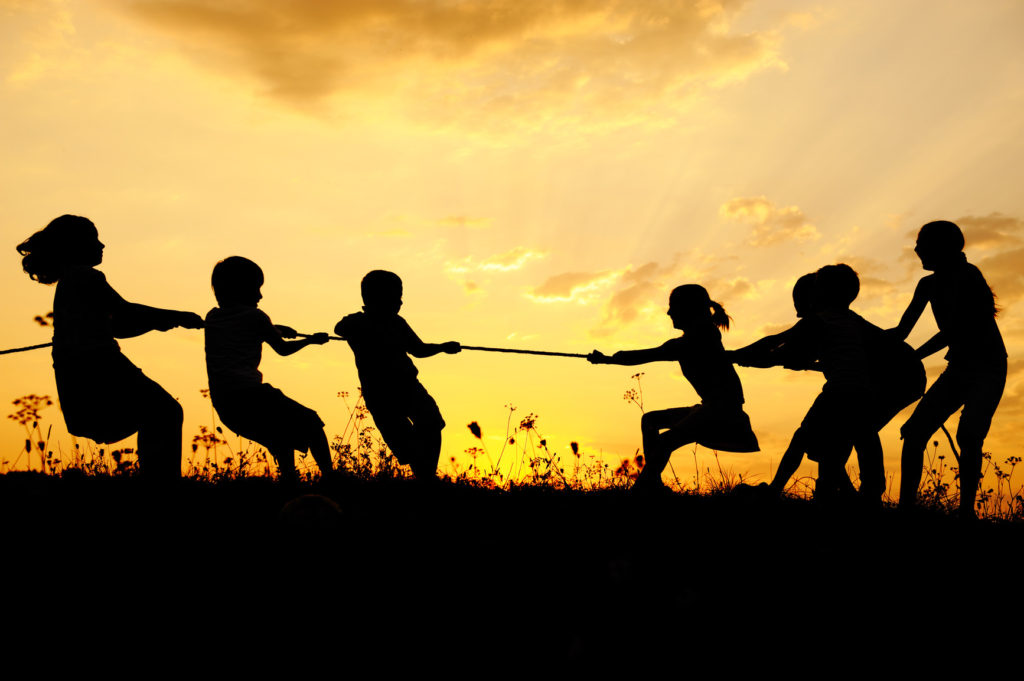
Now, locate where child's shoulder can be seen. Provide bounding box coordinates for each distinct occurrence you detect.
[59,265,107,287]
[206,305,270,326]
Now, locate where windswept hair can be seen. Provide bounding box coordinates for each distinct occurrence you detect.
[670,284,731,330]
[211,256,264,306]
[16,215,97,285]
[361,270,402,306]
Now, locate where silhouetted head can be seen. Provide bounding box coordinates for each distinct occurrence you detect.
[915,220,965,271]
[792,273,816,318]
[211,256,264,307]
[16,215,104,284]
[667,284,730,331]
[814,264,859,310]
[361,270,402,314]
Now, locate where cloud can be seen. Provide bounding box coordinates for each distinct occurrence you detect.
[480,246,546,272]
[527,258,681,335]
[956,213,1023,251]
[978,247,1024,310]
[114,0,787,131]
[528,270,618,303]
[720,196,819,247]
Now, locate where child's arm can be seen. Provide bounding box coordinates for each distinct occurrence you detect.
[112,299,203,337]
[730,323,818,371]
[729,326,798,368]
[587,344,675,366]
[401,318,460,357]
[264,323,328,356]
[408,336,461,358]
[891,280,929,341]
[914,332,948,360]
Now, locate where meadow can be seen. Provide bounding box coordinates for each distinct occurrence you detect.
[3,387,1022,663]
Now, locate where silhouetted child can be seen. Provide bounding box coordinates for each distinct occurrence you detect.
[334,270,461,480]
[16,215,203,479]
[892,220,1006,519]
[204,256,334,484]
[588,284,759,492]
[733,268,923,502]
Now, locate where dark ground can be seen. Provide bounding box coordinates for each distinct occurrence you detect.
[2,472,1021,667]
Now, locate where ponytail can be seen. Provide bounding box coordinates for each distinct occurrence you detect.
[710,300,731,330]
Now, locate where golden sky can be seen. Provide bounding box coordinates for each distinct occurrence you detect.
[3,0,1023,491]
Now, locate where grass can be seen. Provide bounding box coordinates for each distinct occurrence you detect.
[3,383,1023,665]
[6,381,1024,522]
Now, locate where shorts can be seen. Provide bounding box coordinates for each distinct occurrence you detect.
[362,381,445,465]
[54,351,176,444]
[212,383,324,453]
[799,385,878,463]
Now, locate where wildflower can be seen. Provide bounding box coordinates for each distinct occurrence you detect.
[571,442,579,457]
[468,421,482,439]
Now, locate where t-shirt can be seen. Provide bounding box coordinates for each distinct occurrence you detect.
[660,326,745,406]
[52,266,122,362]
[919,258,1006,369]
[335,311,420,392]
[205,305,274,394]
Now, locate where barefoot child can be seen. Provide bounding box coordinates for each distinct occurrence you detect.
[891,220,1006,518]
[16,215,203,479]
[588,284,759,492]
[204,256,334,484]
[334,270,461,480]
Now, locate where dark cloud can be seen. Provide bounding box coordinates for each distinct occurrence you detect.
[719,196,819,247]
[115,0,784,129]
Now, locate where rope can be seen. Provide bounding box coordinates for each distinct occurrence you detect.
[461,345,587,358]
[298,333,585,358]
[0,342,52,356]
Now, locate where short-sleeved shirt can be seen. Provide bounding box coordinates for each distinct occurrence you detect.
[918,258,1006,370]
[660,326,745,406]
[52,266,122,363]
[773,312,877,391]
[205,305,273,394]
[335,311,420,395]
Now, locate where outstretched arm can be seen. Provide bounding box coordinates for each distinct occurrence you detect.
[729,326,798,368]
[588,344,675,366]
[265,324,329,356]
[891,280,929,341]
[112,300,203,338]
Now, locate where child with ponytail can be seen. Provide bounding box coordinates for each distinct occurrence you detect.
[589,284,759,492]
[16,215,203,479]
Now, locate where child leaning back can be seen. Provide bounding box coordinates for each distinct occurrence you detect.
[588,284,759,493]
[204,256,334,484]
[334,270,460,481]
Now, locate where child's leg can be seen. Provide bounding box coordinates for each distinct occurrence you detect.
[408,426,441,480]
[853,431,885,500]
[307,428,334,478]
[899,372,964,508]
[271,447,298,484]
[639,407,698,487]
[954,369,1005,518]
[135,376,184,480]
[769,427,809,494]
